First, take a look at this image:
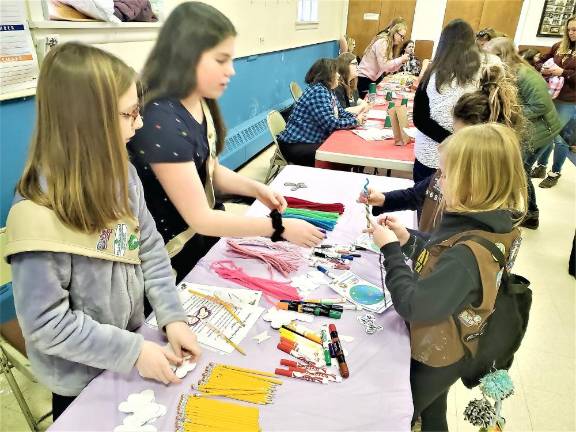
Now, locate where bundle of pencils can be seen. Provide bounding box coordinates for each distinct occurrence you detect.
[175,394,260,432]
[195,363,282,405]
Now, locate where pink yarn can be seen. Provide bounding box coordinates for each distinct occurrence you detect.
[226,238,303,278]
[210,260,301,302]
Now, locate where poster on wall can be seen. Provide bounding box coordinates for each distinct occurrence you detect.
[0,1,40,99]
[537,0,576,37]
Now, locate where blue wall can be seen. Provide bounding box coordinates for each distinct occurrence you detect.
[0,40,338,226]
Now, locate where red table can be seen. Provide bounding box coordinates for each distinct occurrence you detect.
[315,94,416,172]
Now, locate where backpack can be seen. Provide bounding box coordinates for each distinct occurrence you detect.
[456,235,532,389]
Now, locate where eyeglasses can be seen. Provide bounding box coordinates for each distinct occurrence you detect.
[396,33,406,40]
[350,60,358,65]
[120,105,141,125]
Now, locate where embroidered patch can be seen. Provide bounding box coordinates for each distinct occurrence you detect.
[496,268,504,288]
[96,228,113,251]
[414,249,429,274]
[458,309,482,327]
[128,234,139,251]
[114,223,128,257]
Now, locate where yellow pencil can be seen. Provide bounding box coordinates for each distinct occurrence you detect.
[188,288,245,327]
[203,321,246,356]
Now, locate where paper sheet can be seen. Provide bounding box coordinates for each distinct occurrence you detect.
[146,282,264,354]
[403,127,418,139]
[329,271,392,314]
[0,1,39,97]
[352,129,394,141]
[355,232,381,254]
[366,109,388,120]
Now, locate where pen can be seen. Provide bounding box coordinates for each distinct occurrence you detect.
[329,323,349,378]
[203,321,246,356]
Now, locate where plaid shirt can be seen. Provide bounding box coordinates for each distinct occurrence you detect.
[279,83,357,144]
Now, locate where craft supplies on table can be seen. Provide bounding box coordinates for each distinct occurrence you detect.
[330,271,392,314]
[284,196,345,214]
[146,282,264,354]
[282,208,340,231]
[176,394,261,432]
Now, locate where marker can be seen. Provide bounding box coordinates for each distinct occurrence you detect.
[277,341,320,366]
[275,368,329,384]
[302,298,347,305]
[284,322,322,344]
[316,265,336,279]
[329,323,350,378]
[279,300,344,313]
[320,328,332,366]
[275,302,342,319]
[279,359,341,382]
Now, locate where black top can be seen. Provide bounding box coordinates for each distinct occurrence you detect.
[128,98,210,244]
[413,81,451,143]
[334,84,359,109]
[381,210,514,323]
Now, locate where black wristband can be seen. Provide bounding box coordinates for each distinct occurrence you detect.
[270,209,285,242]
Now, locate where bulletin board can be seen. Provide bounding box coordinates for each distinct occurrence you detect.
[537,0,575,37]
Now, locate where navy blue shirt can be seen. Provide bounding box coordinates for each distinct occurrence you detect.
[128,99,209,243]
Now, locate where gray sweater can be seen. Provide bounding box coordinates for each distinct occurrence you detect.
[9,165,187,396]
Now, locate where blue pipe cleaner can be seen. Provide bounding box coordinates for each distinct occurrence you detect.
[479,369,514,401]
[282,214,337,231]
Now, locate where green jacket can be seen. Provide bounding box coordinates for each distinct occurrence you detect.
[516,64,562,150]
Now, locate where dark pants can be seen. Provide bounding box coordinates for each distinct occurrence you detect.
[413,158,437,183]
[171,233,221,284]
[279,140,323,167]
[357,76,374,97]
[52,393,76,421]
[523,146,549,213]
[411,359,464,431]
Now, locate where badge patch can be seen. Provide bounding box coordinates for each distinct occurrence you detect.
[414,249,430,274]
[128,234,139,251]
[96,229,113,251]
[114,223,128,257]
[507,237,522,272]
[458,309,482,327]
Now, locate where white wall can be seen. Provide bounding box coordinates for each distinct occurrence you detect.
[27,0,348,71]
[514,0,562,47]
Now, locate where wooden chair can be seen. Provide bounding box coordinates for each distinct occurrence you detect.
[265,110,288,184]
[289,81,302,102]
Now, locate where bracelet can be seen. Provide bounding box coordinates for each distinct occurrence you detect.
[270,209,285,242]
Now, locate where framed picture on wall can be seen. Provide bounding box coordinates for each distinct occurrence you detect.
[537,0,576,36]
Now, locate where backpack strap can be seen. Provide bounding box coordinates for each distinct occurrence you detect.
[457,234,530,295]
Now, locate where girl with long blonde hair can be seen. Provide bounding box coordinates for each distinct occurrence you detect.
[357,20,410,95]
[4,42,201,419]
[367,123,527,431]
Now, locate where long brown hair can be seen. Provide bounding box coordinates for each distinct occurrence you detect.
[421,19,482,92]
[558,15,576,55]
[485,37,531,73]
[141,2,237,154]
[453,63,525,137]
[336,52,358,99]
[305,58,337,88]
[17,42,135,233]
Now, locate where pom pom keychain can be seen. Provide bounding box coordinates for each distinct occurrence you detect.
[463,398,496,429]
[480,369,514,401]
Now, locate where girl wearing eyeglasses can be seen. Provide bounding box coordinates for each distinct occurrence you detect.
[357,21,410,96]
[4,43,202,420]
[335,52,370,116]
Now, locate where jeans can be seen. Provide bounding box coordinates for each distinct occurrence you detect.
[536,100,576,173]
[524,145,551,212]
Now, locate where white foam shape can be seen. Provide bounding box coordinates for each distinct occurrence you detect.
[175,360,197,379]
[262,307,313,329]
[340,335,354,343]
[252,331,271,344]
[114,425,157,432]
[132,403,165,424]
[139,389,155,403]
[123,414,146,427]
[118,401,134,413]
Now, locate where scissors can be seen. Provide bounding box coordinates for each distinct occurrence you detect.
[284,182,307,191]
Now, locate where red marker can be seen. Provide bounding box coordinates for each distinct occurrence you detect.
[328,324,349,378]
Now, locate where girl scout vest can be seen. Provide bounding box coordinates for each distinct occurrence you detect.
[164,99,217,259]
[4,202,141,265]
[419,170,442,233]
[410,228,521,367]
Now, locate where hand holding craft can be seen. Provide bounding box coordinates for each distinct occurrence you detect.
[166,321,202,360]
[357,187,385,206]
[255,183,288,212]
[135,341,181,385]
[380,214,410,246]
[365,217,398,248]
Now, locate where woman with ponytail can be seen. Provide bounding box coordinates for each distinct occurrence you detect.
[359,63,524,233]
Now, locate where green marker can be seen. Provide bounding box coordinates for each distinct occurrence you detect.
[321,328,332,366]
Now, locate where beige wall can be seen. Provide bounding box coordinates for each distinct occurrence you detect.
[27,0,348,71]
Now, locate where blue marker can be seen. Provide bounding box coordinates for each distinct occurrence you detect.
[316,265,336,279]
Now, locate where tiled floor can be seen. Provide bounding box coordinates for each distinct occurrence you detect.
[1,145,574,431]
